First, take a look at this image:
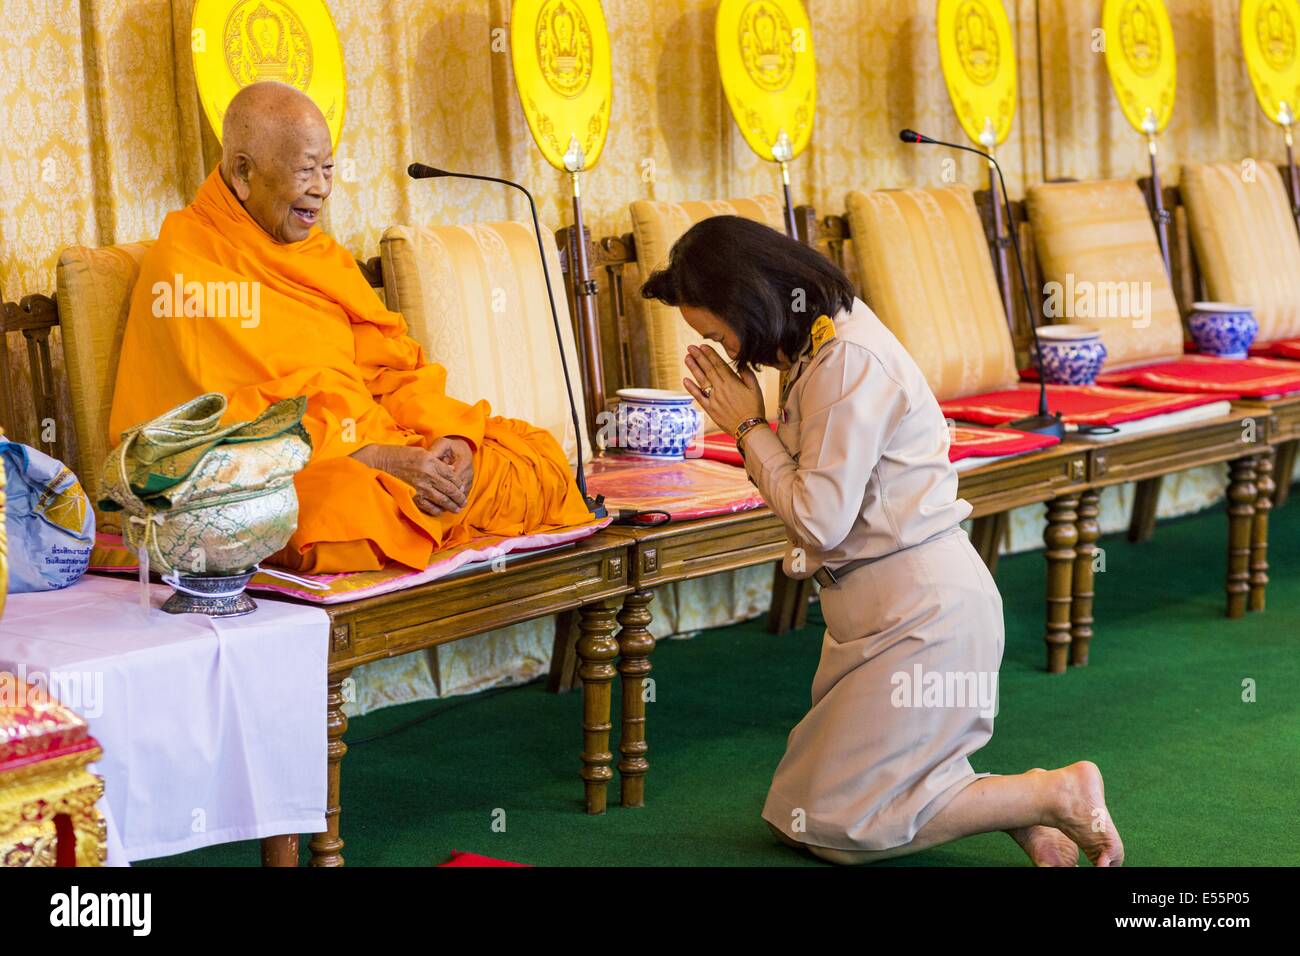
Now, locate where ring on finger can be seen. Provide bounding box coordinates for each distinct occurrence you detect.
[702,384,714,399]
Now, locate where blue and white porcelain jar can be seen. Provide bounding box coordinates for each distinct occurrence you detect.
[1035,324,1108,385]
[1187,302,1258,360]
[611,389,702,460]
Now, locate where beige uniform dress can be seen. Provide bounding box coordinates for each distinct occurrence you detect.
[741,296,1005,853]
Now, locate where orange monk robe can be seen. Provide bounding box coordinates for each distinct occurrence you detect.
[109,169,596,573]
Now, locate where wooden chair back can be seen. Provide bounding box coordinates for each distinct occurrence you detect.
[796,194,1043,369]
[1136,178,1202,318]
[0,295,63,463]
[556,227,642,411]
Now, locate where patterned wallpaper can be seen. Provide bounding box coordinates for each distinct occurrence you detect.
[9,0,1281,298]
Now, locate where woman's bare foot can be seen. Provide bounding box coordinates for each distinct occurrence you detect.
[1009,825,1080,866]
[1043,761,1125,867]
[1007,770,1078,866]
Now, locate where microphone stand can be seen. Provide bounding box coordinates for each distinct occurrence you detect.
[1145,129,1173,277]
[1278,102,1300,231]
[899,130,1064,439]
[407,163,607,517]
[773,130,799,239]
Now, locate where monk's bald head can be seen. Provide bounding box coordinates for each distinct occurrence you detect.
[220,82,333,244]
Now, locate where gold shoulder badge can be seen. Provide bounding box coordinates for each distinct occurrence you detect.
[810,315,836,356]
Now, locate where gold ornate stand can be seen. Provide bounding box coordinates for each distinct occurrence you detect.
[1,677,107,867]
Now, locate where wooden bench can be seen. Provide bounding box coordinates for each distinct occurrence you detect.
[558,211,1103,693]
[1138,176,1300,507]
[708,192,1268,657]
[0,277,639,867]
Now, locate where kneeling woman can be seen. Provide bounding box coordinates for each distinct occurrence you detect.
[642,216,1123,867]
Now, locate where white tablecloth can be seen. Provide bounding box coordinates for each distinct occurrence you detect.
[0,574,329,865]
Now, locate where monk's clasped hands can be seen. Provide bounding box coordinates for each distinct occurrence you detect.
[430,436,475,495]
[352,440,474,517]
[683,344,765,436]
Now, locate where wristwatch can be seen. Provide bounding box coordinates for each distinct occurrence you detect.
[734,417,767,444]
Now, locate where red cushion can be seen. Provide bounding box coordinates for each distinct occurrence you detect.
[437,850,528,867]
[702,423,1060,464]
[948,426,1060,462]
[941,383,1225,426]
[699,422,777,467]
[1251,338,1300,362]
[1095,355,1300,398]
[583,456,764,524]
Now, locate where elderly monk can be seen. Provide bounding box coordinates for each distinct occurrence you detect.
[108,81,595,573]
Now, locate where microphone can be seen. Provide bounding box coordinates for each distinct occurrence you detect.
[406,162,607,517]
[406,163,445,179]
[899,130,1065,439]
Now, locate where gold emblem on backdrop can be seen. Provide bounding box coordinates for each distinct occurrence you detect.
[1243,0,1300,124]
[536,0,594,98]
[717,0,817,162]
[740,1,796,92]
[955,1,999,84]
[224,0,313,87]
[192,0,347,147]
[1119,0,1162,76]
[1102,0,1176,134]
[512,0,612,171]
[937,0,1017,147]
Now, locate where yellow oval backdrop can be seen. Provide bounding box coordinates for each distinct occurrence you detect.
[1243,0,1300,125]
[511,0,613,172]
[716,0,817,162]
[1102,0,1177,134]
[936,0,1017,147]
[191,0,347,148]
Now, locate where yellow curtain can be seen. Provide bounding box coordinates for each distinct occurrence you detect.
[806,0,1042,204]
[1038,0,1282,182]
[5,0,1286,301]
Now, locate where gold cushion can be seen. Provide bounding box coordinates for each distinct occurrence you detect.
[1181,161,1300,343]
[55,242,153,534]
[1026,179,1184,369]
[845,185,1019,402]
[628,195,785,427]
[380,220,590,466]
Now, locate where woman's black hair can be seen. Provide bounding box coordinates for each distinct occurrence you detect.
[640,215,856,371]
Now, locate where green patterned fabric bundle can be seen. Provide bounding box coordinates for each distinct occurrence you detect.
[99,393,312,576]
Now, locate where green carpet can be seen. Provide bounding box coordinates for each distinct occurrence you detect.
[143,496,1300,867]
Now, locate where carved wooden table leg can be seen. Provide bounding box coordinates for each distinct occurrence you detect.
[1250,449,1274,613]
[1044,495,1079,675]
[971,511,1008,575]
[547,609,581,694]
[577,601,618,814]
[1070,489,1101,668]
[261,834,299,867]
[1273,438,1297,508]
[791,577,814,631]
[617,589,656,808]
[1128,476,1162,543]
[309,670,351,866]
[767,564,813,634]
[1226,456,1258,619]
